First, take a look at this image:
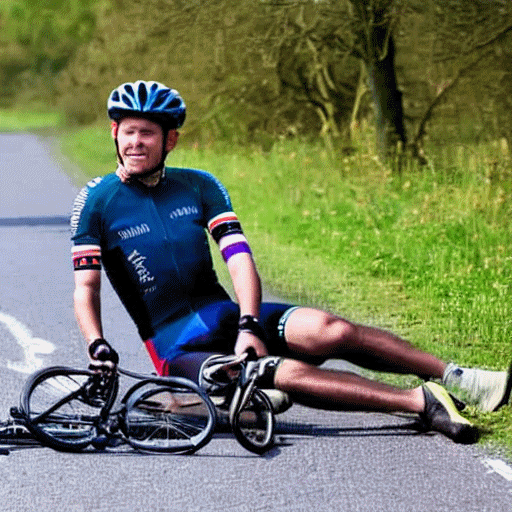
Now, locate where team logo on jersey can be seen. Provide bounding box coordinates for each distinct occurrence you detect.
[127,249,155,285]
[118,223,151,240]
[169,205,199,220]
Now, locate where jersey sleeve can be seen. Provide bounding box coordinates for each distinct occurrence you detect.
[197,170,253,263]
[70,177,105,271]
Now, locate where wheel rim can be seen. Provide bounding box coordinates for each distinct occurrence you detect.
[124,384,215,453]
[23,370,102,450]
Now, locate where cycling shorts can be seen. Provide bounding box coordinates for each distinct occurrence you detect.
[144,301,299,383]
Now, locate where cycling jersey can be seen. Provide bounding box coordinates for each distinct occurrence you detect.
[71,167,251,340]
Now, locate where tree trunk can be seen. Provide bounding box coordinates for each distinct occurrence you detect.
[365,33,406,161]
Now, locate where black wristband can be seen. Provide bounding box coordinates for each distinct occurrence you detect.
[238,315,266,341]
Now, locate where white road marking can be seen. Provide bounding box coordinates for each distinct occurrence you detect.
[0,311,55,373]
[484,458,512,483]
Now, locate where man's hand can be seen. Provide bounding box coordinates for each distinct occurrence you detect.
[115,164,131,183]
[234,331,268,358]
[88,338,119,373]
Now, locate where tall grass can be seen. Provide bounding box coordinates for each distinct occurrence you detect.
[61,125,512,449]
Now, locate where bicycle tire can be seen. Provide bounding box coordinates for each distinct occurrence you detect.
[20,366,116,452]
[122,377,216,454]
[229,387,274,454]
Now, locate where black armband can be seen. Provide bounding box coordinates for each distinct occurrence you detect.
[238,315,267,341]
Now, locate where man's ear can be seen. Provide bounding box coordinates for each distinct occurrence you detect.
[111,121,119,139]
[166,130,179,152]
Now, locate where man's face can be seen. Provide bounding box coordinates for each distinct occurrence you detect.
[114,117,167,176]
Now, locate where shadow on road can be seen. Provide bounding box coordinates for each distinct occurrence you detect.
[0,216,70,227]
[274,417,423,439]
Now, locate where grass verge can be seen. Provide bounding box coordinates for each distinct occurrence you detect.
[0,108,63,132]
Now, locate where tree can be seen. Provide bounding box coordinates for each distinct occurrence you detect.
[0,0,98,105]
[346,0,406,160]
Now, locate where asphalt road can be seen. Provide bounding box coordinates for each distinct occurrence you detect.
[0,132,511,511]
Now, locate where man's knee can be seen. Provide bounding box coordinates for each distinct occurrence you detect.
[302,313,356,354]
[323,315,357,341]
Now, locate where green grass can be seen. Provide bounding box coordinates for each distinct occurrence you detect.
[52,120,512,454]
[0,108,64,132]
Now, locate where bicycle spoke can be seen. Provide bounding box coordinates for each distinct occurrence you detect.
[124,383,215,453]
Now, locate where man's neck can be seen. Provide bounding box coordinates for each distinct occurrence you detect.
[137,166,165,187]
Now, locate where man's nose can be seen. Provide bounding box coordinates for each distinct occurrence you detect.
[130,132,143,145]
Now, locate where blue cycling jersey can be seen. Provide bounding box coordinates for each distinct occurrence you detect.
[71,167,250,340]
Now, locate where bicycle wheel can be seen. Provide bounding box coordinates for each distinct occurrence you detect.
[122,377,216,454]
[229,387,274,454]
[20,366,115,452]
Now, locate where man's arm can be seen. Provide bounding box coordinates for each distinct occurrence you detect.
[73,269,103,350]
[226,252,268,357]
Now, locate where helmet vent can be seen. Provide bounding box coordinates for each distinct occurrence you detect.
[152,90,167,109]
[121,93,134,109]
[138,82,148,109]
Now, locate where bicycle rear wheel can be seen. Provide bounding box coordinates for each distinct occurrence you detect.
[229,387,274,454]
[122,378,216,454]
[20,367,113,452]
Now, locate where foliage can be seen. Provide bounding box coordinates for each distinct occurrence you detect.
[0,0,99,107]
[2,0,512,159]
[397,0,512,153]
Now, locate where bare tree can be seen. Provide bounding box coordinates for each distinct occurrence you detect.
[403,0,512,158]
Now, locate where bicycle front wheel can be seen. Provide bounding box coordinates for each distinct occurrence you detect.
[20,367,110,452]
[229,387,274,454]
[122,378,216,454]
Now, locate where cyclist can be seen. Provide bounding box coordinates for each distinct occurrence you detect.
[71,80,511,444]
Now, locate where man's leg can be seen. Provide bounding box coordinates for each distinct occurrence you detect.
[282,307,447,380]
[274,358,424,412]
[273,358,479,443]
[279,306,512,412]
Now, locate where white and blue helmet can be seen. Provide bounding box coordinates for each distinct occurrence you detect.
[107,80,186,130]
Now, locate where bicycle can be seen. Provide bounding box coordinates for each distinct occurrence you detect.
[200,349,283,454]
[14,365,216,454]
[0,351,283,456]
